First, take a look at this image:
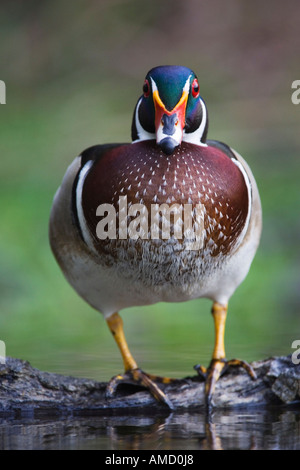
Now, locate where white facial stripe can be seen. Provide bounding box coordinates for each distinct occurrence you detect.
[183,97,208,147]
[197,98,208,143]
[150,76,157,92]
[183,75,192,94]
[132,98,155,143]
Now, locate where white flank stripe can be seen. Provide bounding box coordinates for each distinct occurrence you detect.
[231,157,252,239]
[76,160,98,251]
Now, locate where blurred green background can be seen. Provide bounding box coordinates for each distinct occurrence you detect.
[0,0,299,382]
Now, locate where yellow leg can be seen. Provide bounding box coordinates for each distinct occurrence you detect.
[195,302,257,407]
[203,302,228,403]
[211,302,227,361]
[106,312,174,409]
[106,312,138,372]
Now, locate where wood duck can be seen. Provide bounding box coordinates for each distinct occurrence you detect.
[49,65,262,408]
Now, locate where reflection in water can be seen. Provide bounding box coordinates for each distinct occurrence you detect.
[0,407,299,450]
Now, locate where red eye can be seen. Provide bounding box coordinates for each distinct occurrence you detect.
[143,79,150,97]
[191,78,200,98]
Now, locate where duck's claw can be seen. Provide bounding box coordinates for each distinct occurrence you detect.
[106,368,175,410]
[194,358,257,407]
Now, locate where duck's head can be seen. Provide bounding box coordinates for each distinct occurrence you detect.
[132,65,208,155]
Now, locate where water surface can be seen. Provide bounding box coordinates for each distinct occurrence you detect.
[1,407,299,450]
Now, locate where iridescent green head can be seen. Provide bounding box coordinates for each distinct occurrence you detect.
[132,65,208,154]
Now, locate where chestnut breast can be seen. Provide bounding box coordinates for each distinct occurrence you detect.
[81,140,249,258]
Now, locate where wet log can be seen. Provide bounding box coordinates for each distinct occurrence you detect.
[0,356,299,416]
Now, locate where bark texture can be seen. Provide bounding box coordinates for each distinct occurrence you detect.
[0,356,299,416]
